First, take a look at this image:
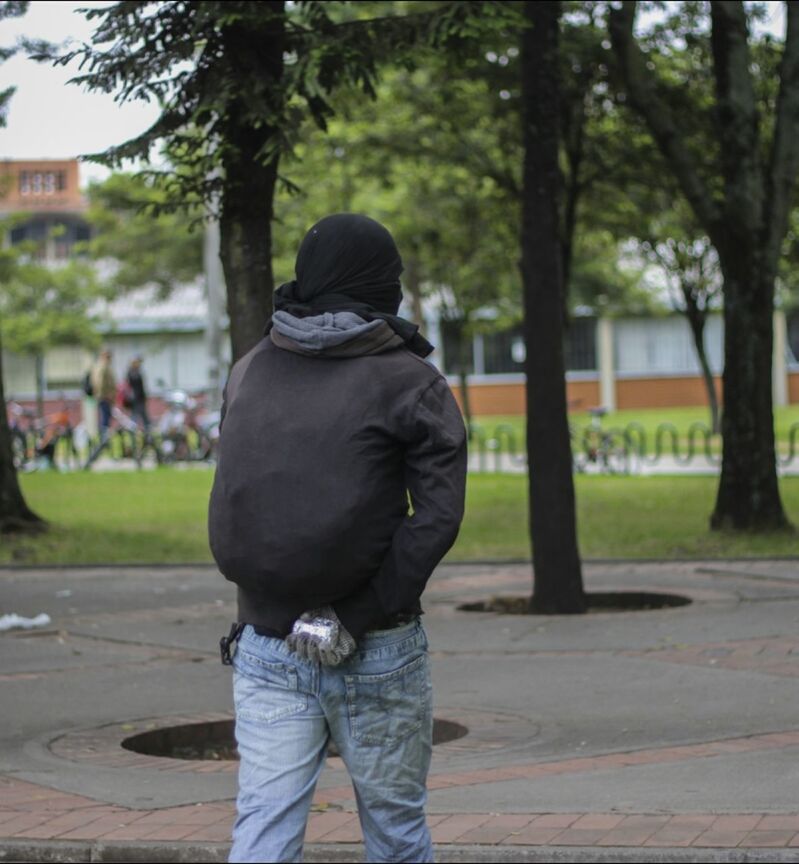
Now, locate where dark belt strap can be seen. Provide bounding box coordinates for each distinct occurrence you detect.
[220,622,245,665]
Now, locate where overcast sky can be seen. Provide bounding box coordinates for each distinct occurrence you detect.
[0,1,788,190]
[1,1,159,186]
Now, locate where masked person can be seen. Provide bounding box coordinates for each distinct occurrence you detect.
[209,214,467,863]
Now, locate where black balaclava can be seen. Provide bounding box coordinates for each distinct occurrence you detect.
[267,213,433,358]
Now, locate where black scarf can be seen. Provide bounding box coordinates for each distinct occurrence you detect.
[266,213,433,358]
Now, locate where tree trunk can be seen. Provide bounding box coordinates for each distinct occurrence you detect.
[458,365,473,437]
[608,0,796,533]
[405,256,425,331]
[0,340,45,533]
[711,256,788,530]
[35,353,45,421]
[452,317,473,434]
[521,0,585,614]
[683,297,720,434]
[220,163,279,363]
[707,3,791,531]
[561,94,586,328]
[218,1,285,364]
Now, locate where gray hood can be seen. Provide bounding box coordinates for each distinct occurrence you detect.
[270,310,404,357]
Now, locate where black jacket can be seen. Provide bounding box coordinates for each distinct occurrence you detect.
[208,328,467,639]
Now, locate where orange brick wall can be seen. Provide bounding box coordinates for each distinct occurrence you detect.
[565,380,602,412]
[449,379,600,416]
[450,372,798,416]
[616,375,724,410]
[0,159,84,212]
[790,372,799,404]
[449,382,526,416]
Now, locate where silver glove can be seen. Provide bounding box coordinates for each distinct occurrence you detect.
[285,605,356,666]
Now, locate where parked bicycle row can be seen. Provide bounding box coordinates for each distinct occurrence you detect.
[7,387,220,472]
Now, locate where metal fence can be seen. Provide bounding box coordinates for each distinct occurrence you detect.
[468,422,799,474]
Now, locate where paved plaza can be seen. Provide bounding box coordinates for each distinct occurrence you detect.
[1,558,798,862]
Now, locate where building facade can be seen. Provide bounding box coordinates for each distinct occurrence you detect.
[1,160,797,419]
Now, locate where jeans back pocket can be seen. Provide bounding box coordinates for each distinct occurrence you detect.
[233,649,307,724]
[344,653,430,746]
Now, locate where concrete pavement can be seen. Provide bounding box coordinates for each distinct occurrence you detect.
[1,558,798,862]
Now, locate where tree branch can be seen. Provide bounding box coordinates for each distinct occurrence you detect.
[764,1,799,275]
[608,0,724,249]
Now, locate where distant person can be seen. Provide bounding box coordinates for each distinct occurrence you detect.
[126,355,150,430]
[84,348,116,469]
[91,349,116,439]
[209,214,467,863]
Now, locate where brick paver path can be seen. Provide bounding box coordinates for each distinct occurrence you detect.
[3,744,799,851]
[4,560,799,855]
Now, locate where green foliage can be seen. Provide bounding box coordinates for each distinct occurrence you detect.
[780,202,799,307]
[0,221,105,356]
[271,7,662,326]
[0,0,27,125]
[570,230,656,313]
[38,1,516,205]
[85,172,203,294]
[270,56,521,330]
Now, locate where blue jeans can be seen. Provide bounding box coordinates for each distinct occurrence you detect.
[97,399,112,436]
[230,620,434,863]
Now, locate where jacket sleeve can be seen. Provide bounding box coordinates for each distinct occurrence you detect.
[334,375,468,639]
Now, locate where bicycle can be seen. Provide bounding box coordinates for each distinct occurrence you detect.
[157,389,219,464]
[8,400,79,471]
[571,406,633,474]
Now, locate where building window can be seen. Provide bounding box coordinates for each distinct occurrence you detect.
[563,317,597,371]
[483,326,525,375]
[440,318,474,376]
[479,318,597,375]
[17,171,65,196]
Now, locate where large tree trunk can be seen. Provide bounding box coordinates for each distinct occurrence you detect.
[521,0,585,614]
[708,2,790,530]
[0,340,45,533]
[711,258,786,529]
[218,1,285,363]
[609,0,797,533]
[220,160,279,362]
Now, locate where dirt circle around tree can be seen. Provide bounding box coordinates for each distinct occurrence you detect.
[457,591,692,615]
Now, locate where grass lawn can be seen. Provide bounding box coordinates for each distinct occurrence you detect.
[1,469,797,566]
[454,474,799,560]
